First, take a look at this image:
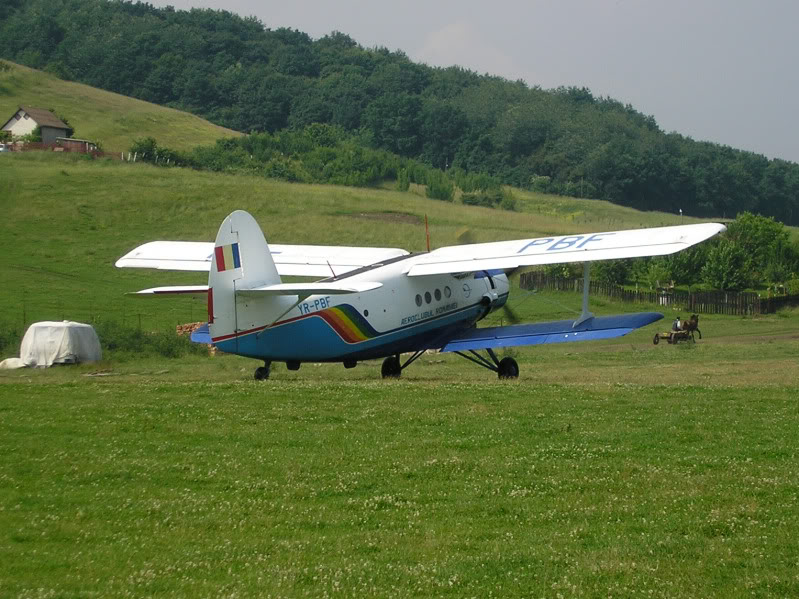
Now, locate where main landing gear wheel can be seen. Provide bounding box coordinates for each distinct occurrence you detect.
[254,362,271,380]
[497,357,519,379]
[381,355,402,378]
[653,333,660,345]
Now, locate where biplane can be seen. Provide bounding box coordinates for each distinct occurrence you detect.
[116,211,724,379]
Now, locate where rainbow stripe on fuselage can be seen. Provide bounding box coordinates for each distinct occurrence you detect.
[211,254,510,363]
[213,299,495,362]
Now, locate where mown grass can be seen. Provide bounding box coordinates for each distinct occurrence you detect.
[0,60,241,152]
[1,372,798,597]
[2,150,799,597]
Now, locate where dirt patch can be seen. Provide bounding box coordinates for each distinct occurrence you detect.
[348,212,422,225]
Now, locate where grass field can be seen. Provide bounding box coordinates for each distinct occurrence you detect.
[0,60,241,152]
[2,151,799,597]
[2,331,798,597]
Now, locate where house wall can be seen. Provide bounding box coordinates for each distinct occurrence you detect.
[41,126,68,145]
[1,110,37,137]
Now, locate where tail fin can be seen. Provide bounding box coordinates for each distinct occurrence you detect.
[207,211,297,347]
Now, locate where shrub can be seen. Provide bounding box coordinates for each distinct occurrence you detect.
[92,320,204,359]
[425,171,454,201]
[0,325,21,356]
[396,168,410,191]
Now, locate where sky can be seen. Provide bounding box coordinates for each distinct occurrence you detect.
[146,0,799,164]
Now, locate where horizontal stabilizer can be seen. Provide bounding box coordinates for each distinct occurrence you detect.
[190,323,212,344]
[130,285,209,296]
[237,282,382,296]
[440,312,663,352]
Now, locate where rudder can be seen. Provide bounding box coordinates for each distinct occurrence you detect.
[207,211,297,348]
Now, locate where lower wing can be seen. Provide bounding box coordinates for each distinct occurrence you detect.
[440,312,663,352]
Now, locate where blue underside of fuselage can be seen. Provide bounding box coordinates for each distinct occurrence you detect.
[215,302,488,363]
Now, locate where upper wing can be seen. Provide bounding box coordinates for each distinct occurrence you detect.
[405,223,726,277]
[116,241,409,277]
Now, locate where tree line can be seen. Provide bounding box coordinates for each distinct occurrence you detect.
[1,0,798,224]
[580,213,799,293]
[128,125,513,207]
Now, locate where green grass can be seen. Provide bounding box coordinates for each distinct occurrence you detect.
[2,150,799,597]
[1,369,798,597]
[0,60,241,152]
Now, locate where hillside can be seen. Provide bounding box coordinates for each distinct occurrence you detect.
[0,152,717,337]
[2,0,799,225]
[0,60,241,151]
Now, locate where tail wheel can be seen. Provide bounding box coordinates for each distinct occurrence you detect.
[497,357,519,379]
[254,364,270,380]
[381,356,402,378]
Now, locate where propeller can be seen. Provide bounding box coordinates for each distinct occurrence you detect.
[500,302,521,324]
[425,214,431,252]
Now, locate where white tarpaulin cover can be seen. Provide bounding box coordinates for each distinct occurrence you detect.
[19,321,102,367]
[0,358,27,370]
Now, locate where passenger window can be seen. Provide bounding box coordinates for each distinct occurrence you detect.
[434,289,441,301]
[424,291,432,304]
[444,286,451,298]
[415,294,422,307]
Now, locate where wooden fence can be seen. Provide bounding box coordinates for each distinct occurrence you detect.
[519,272,799,316]
[5,142,119,159]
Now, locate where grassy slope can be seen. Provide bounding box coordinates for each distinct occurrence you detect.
[0,151,729,334]
[0,60,241,151]
[1,152,799,597]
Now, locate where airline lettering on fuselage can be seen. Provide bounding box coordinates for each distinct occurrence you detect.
[401,302,458,326]
[517,232,615,254]
[299,296,333,314]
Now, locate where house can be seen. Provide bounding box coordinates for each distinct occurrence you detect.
[1,106,71,145]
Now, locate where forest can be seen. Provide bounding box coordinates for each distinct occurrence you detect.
[1,0,799,226]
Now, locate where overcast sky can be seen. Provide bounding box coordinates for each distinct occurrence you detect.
[147,0,799,164]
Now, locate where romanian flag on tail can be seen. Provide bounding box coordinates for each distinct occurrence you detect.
[215,243,241,272]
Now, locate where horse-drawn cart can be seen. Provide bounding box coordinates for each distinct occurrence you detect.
[653,314,701,345]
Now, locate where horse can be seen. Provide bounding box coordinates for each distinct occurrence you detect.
[680,314,701,340]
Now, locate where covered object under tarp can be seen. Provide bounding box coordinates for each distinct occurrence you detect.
[19,321,102,367]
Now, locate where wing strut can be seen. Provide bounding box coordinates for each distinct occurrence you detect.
[573,262,594,328]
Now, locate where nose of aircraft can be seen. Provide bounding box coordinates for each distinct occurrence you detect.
[493,272,510,308]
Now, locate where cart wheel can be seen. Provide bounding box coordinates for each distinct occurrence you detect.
[653,334,659,345]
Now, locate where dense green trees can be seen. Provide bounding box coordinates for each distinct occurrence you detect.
[596,213,799,292]
[2,0,799,224]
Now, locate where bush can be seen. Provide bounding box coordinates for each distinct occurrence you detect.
[130,136,157,161]
[592,260,630,285]
[499,190,517,211]
[461,192,495,208]
[701,239,750,291]
[425,171,454,201]
[0,325,21,356]
[543,263,580,280]
[92,320,204,359]
[396,168,410,191]
[529,175,552,193]
[461,188,517,211]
